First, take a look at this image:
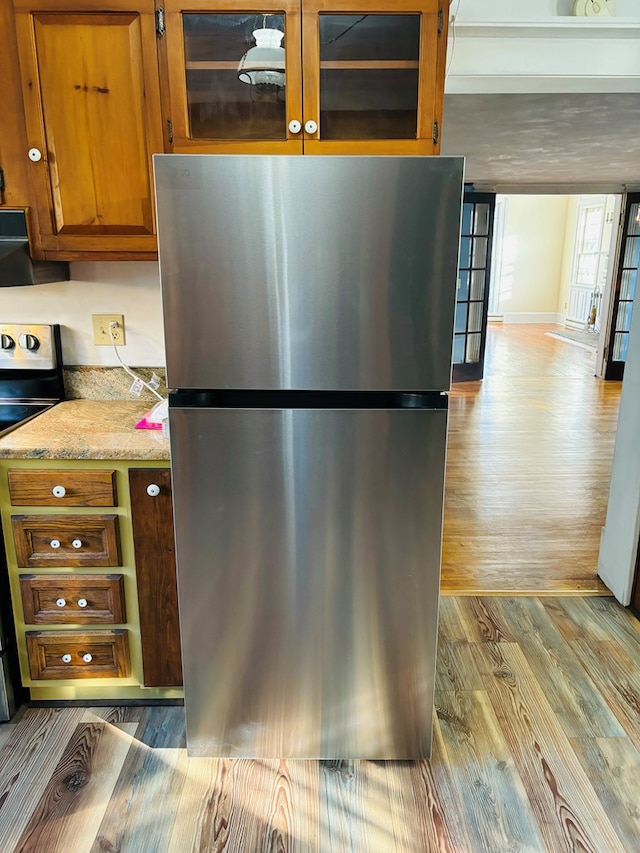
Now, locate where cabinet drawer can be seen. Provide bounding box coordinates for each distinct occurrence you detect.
[26,630,130,680]
[11,515,121,568]
[8,469,117,506]
[20,574,125,625]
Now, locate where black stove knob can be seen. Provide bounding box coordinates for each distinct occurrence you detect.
[0,333,15,350]
[18,333,40,351]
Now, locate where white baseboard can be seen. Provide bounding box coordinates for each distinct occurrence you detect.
[502,312,565,325]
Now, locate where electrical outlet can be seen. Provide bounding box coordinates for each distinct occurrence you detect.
[92,314,126,346]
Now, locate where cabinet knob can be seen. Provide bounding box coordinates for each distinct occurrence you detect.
[304,119,318,134]
[288,119,302,134]
[28,147,42,162]
[61,653,72,663]
[50,539,61,549]
[52,485,66,498]
[82,653,93,663]
[77,598,88,608]
[72,539,83,549]
[56,598,66,608]
[146,484,161,497]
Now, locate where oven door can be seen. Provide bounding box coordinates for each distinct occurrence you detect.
[0,613,16,722]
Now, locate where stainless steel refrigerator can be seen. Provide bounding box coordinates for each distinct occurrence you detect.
[154,154,463,759]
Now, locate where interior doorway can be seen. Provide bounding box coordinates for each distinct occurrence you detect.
[452,192,627,383]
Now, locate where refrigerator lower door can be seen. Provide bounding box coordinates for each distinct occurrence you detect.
[170,406,447,759]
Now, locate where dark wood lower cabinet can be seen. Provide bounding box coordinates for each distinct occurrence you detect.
[129,468,183,687]
[26,629,130,680]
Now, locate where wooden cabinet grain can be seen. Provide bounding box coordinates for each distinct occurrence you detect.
[0,459,183,700]
[162,0,448,155]
[129,468,183,687]
[5,1,448,258]
[26,629,130,680]
[13,0,165,259]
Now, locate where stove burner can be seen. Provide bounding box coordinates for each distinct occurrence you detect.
[0,401,55,439]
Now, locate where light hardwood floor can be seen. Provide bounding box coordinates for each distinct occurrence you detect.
[443,324,622,595]
[1,596,639,852]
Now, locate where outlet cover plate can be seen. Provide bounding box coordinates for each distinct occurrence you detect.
[92,314,125,346]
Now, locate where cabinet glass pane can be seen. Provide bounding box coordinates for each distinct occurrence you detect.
[183,14,286,140]
[319,15,420,140]
[629,204,640,236]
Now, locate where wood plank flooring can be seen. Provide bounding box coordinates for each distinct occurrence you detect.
[1,596,639,852]
[443,324,622,595]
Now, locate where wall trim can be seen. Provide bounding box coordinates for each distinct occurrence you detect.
[502,312,564,324]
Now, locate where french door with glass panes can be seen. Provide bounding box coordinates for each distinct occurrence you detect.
[162,0,447,154]
[605,192,640,380]
[452,192,496,383]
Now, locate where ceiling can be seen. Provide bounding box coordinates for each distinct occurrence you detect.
[441,93,640,191]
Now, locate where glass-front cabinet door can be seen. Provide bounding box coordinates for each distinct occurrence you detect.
[163,0,446,154]
[302,0,445,154]
[164,0,303,152]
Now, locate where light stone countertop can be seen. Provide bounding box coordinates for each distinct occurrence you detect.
[0,400,170,460]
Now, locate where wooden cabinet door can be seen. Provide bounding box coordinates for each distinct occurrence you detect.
[129,468,183,687]
[13,1,164,259]
[0,1,33,217]
[163,0,303,153]
[301,0,447,155]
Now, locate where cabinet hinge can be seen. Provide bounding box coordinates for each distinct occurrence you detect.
[166,118,174,144]
[438,8,443,35]
[156,7,166,38]
[433,120,439,145]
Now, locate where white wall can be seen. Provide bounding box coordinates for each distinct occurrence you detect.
[457,0,639,20]
[498,195,570,323]
[0,262,164,366]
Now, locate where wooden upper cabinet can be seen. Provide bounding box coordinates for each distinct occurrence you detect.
[163,0,303,153]
[162,0,447,155]
[13,1,165,259]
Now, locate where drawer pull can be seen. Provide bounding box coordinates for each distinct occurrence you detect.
[61,653,72,663]
[56,598,66,608]
[146,484,160,497]
[50,539,61,549]
[82,653,93,663]
[77,598,88,608]
[72,539,83,549]
[52,485,66,498]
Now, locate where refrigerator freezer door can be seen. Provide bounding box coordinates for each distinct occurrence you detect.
[155,155,463,392]
[170,405,447,759]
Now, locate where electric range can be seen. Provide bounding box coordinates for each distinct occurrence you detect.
[0,323,64,720]
[0,323,64,437]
